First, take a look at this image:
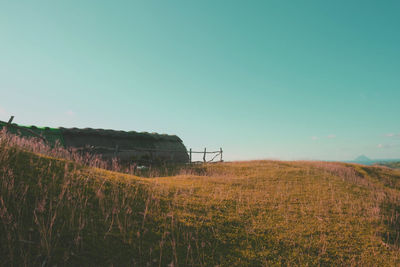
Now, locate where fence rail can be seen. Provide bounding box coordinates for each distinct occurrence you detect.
[188,148,223,163]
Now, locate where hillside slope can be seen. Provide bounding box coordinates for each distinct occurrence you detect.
[1,145,400,266]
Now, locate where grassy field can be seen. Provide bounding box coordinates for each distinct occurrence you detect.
[1,134,400,266]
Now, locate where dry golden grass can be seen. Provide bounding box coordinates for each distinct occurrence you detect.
[154,161,400,265]
[1,133,400,266]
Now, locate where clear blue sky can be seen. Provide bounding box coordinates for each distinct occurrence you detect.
[1,1,399,161]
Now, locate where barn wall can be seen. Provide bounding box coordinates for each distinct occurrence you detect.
[60,128,189,164]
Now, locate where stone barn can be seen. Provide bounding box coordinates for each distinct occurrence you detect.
[0,120,189,164]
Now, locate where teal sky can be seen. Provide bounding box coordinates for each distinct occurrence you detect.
[1,1,399,161]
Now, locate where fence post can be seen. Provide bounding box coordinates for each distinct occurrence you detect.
[203,148,206,163]
[189,148,192,163]
[7,116,14,125]
[220,147,223,162]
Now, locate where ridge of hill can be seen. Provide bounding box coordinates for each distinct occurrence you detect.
[1,142,400,265]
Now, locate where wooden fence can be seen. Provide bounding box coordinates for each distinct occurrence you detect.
[188,148,223,163]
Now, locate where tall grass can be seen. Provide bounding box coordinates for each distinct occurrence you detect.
[0,135,205,265]
[0,128,110,169]
[0,129,195,177]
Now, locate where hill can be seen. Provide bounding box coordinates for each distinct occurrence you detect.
[354,154,372,162]
[1,138,400,265]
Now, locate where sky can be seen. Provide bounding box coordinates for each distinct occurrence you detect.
[1,1,399,161]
